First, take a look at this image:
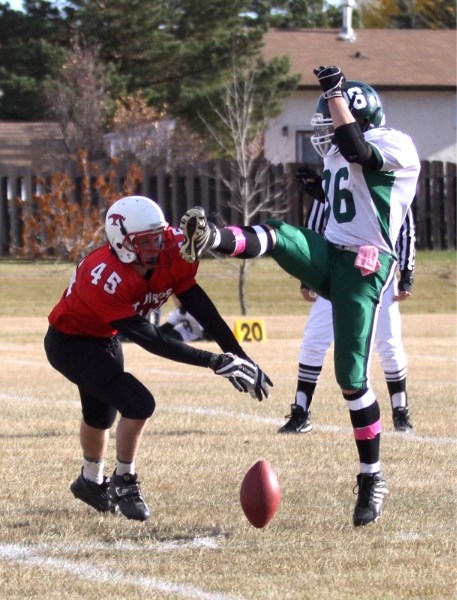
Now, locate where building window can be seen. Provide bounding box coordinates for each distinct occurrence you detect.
[296,130,318,164]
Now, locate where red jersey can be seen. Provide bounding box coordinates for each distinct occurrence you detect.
[48,227,199,337]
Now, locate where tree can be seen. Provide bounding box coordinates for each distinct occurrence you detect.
[237,1,352,29]
[0,0,267,125]
[20,152,143,260]
[65,0,166,101]
[361,0,456,29]
[0,1,68,119]
[265,0,341,28]
[62,0,301,166]
[414,0,456,29]
[66,1,265,123]
[107,92,207,169]
[201,51,300,314]
[43,36,110,163]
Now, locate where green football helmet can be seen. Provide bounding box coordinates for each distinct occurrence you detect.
[311,80,384,157]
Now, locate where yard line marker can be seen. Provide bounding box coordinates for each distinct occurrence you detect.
[0,543,240,600]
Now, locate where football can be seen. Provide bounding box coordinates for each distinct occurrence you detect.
[240,459,281,528]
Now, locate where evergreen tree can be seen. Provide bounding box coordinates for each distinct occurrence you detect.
[65,0,297,146]
[241,1,346,29]
[0,1,68,119]
[67,1,266,118]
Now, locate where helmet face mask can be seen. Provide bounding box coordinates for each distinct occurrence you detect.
[105,196,172,267]
[310,80,384,158]
[310,113,334,159]
[124,228,167,266]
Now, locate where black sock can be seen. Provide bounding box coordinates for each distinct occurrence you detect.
[385,374,408,410]
[295,364,322,411]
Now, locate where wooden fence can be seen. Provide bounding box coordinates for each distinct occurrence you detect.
[0,159,455,256]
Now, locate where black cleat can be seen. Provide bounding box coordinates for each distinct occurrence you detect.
[109,472,150,521]
[392,407,413,432]
[70,470,118,514]
[353,472,388,526]
[179,207,216,263]
[277,404,312,433]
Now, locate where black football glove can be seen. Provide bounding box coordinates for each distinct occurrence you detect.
[313,65,346,100]
[399,270,414,294]
[210,352,257,393]
[296,166,325,201]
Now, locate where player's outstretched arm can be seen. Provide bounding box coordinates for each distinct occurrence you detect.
[113,314,270,396]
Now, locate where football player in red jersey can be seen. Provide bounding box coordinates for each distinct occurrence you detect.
[44,195,272,521]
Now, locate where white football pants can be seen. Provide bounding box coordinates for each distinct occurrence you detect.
[299,277,407,375]
[165,308,205,343]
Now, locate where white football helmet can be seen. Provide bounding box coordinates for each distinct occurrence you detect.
[105,196,171,266]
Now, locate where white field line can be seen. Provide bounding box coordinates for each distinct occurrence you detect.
[0,394,456,445]
[167,405,457,446]
[27,537,221,554]
[0,541,240,600]
[0,391,454,598]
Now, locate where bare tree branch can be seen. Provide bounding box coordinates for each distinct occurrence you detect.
[198,50,290,314]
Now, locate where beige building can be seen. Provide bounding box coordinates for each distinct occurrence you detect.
[262,28,457,164]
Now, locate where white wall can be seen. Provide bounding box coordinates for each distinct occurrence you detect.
[264,91,315,164]
[381,90,456,163]
[265,89,457,164]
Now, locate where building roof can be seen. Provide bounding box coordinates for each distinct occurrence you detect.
[0,121,62,166]
[262,29,457,89]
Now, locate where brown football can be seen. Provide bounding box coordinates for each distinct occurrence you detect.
[240,460,281,528]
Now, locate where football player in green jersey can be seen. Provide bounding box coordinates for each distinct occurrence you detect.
[179,65,421,527]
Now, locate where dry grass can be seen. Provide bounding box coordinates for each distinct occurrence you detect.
[0,311,456,600]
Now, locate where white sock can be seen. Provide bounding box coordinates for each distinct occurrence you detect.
[391,391,407,409]
[82,457,104,484]
[295,391,308,410]
[116,459,136,476]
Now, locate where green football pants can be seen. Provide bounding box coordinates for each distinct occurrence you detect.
[267,220,396,391]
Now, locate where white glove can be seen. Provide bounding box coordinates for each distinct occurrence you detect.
[210,353,257,392]
[245,365,273,401]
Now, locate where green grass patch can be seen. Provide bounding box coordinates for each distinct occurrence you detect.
[1,250,454,317]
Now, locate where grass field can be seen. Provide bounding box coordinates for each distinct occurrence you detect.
[0,250,455,317]
[0,255,456,599]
